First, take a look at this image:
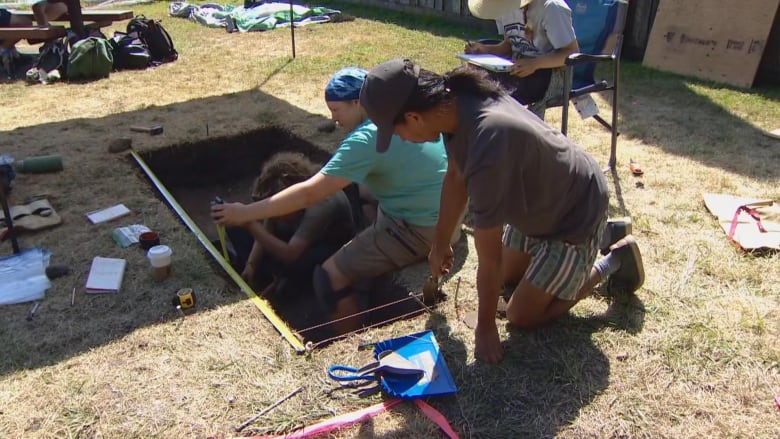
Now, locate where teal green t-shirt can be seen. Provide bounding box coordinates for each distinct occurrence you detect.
[320,120,447,227]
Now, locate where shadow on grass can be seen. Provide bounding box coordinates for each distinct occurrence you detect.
[0,84,363,377]
[616,61,780,181]
[353,294,644,438]
[329,0,496,40]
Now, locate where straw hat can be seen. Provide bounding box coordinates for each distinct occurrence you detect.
[467,0,533,19]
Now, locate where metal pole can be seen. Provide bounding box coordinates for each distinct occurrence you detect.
[289,0,296,58]
[0,179,20,254]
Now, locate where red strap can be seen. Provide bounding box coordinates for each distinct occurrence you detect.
[728,205,767,242]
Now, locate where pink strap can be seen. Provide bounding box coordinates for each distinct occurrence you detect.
[250,399,402,439]
[244,398,460,439]
[729,204,768,242]
[414,399,461,439]
[775,395,780,411]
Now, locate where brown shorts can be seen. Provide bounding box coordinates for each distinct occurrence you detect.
[332,208,435,283]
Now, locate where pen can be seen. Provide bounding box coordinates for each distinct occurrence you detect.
[27,302,40,321]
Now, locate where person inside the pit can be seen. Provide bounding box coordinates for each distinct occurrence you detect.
[224,151,357,295]
[212,66,450,334]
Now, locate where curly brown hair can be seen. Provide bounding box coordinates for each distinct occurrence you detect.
[251,152,319,200]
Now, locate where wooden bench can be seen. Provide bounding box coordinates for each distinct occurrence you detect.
[0,25,67,41]
[9,9,134,22]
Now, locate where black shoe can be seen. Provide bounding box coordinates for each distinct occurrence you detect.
[606,235,644,295]
[601,217,632,255]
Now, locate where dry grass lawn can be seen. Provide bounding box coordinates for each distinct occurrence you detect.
[1,2,779,438]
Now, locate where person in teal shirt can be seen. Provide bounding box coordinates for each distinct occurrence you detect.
[212,66,448,333]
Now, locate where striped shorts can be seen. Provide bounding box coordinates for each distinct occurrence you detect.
[502,217,606,301]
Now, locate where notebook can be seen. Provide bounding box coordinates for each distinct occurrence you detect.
[85,257,127,293]
[86,204,131,224]
[456,53,514,72]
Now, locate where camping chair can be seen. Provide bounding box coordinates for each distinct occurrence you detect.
[554,0,629,170]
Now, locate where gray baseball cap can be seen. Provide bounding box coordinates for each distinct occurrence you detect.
[359,58,420,153]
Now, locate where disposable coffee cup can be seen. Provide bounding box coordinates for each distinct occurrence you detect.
[147,245,173,281]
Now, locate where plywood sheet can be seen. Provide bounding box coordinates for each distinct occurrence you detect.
[644,0,780,87]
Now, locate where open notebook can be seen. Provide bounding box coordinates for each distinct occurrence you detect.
[85,257,127,293]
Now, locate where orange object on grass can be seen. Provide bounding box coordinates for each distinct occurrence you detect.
[629,158,644,176]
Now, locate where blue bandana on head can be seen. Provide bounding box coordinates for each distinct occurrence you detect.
[325,67,368,102]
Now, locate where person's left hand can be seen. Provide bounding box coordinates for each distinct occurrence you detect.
[474,320,503,363]
[510,58,539,78]
[211,202,251,226]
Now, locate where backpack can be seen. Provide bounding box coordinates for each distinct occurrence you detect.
[67,37,114,80]
[109,31,152,70]
[34,37,69,77]
[127,15,178,63]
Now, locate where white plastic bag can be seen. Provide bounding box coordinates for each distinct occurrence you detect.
[0,247,51,305]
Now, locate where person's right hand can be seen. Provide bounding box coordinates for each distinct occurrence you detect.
[474,321,503,363]
[464,41,485,54]
[211,202,251,226]
[428,241,454,279]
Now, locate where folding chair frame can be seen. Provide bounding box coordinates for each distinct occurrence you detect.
[560,0,629,171]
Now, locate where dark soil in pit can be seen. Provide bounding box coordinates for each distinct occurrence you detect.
[139,127,423,343]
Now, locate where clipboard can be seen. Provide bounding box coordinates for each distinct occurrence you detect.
[456,53,514,72]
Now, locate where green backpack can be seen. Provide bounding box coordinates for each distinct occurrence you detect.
[67,37,114,80]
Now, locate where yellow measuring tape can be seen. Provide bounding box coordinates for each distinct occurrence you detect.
[131,149,305,352]
[215,223,229,261]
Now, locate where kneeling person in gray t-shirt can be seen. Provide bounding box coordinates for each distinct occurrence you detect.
[360,58,645,364]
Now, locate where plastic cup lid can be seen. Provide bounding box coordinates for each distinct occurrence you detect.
[147,245,172,258]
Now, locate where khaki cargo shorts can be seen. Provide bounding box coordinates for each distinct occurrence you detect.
[332,208,436,283]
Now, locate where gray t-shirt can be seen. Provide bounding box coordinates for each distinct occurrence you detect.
[445,93,608,244]
[270,190,355,248]
[495,0,576,58]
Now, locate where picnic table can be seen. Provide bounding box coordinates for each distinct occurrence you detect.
[0,4,133,43]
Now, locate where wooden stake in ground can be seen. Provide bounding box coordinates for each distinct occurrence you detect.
[234,386,303,432]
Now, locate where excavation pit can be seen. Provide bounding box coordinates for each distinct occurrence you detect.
[138,128,425,344]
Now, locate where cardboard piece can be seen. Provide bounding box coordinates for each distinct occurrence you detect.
[0,199,62,237]
[644,0,780,87]
[703,193,780,251]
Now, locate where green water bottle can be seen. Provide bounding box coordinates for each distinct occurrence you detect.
[15,154,63,173]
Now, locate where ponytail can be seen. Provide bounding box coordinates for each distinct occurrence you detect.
[396,61,503,118]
